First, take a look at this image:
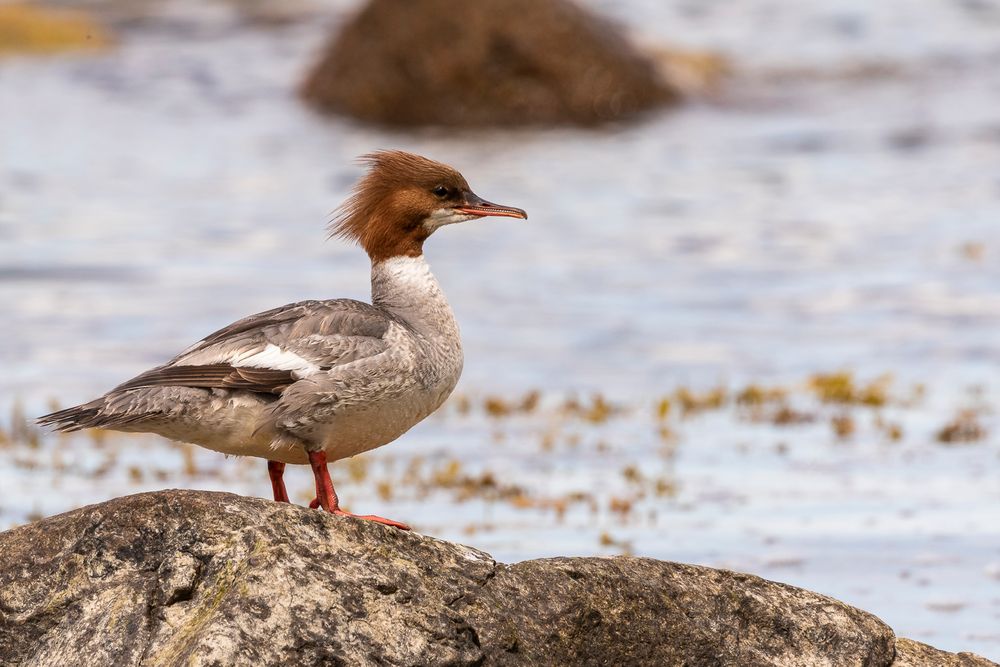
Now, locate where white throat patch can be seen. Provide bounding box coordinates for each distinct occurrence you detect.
[422,207,478,233]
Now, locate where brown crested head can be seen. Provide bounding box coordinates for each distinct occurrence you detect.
[330,150,527,263]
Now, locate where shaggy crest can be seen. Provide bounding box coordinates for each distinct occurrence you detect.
[330,151,471,260]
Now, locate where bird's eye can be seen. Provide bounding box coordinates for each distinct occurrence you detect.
[432,185,449,198]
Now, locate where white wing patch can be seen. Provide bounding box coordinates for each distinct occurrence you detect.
[228,344,319,374]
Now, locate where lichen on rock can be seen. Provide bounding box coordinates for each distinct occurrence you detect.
[0,490,995,666]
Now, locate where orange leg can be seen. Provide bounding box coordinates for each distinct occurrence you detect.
[307,450,410,530]
[267,460,290,503]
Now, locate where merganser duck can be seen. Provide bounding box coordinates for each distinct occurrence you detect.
[38,150,527,530]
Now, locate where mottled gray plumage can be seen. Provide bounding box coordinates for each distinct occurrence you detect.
[41,298,390,425]
[39,258,464,465]
[39,150,525,483]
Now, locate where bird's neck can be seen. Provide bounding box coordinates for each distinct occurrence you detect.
[370,255,458,336]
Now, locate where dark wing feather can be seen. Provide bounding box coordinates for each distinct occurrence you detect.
[38,300,396,431]
[106,299,394,397]
[113,364,295,395]
[171,299,392,368]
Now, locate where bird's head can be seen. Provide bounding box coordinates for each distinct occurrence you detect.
[331,150,527,262]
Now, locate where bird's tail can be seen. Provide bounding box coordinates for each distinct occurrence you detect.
[37,400,106,432]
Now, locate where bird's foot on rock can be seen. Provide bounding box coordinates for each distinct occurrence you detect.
[307,497,409,530]
[334,509,410,530]
[305,450,409,529]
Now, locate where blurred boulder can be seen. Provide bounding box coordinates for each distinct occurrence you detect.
[1,490,996,666]
[300,0,680,128]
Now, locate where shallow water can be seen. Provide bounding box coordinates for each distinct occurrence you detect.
[2,0,1000,658]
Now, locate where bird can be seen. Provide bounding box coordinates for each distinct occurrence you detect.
[38,150,527,530]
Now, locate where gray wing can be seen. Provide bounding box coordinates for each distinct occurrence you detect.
[111,299,393,396]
